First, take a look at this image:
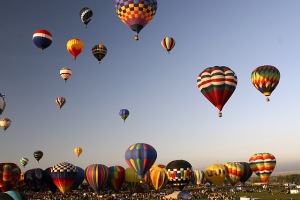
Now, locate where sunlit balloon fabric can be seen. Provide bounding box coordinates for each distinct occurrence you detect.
[125,167,140,193]
[51,162,77,194]
[149,164,168,191]
[60,67,72,83]
[55,97,66,110]
[0,118,11,131]
[224,162,243,186]
[92,44,107,64]
[66,38,84,60]
[193,170,204,186]
[85,164,109,194]
[32,30,52,52]
[197,66,237,117]
[125,143,157,178]
[80,7,93,27]
[119,109,129,122]
[108,165,125,192]
[161,37,175,53]
[33,150,43,163]
[0,163,21,192]
[251,65,280,102]
[20,158,29,168]
[204,163,227,186]
[0,93,6,115]
[249,153,276,184]
[74,147,82,157]
[115,0,158,40]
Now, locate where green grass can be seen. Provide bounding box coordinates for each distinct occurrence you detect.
[235,191,299,200]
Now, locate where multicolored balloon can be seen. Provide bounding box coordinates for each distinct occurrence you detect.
[60,67,72,83]
[0,163,21,192]
[33,150,43,163]
[55,97,66,110]
[148,164,168,191]
[85,164,109,194]
[197,66,237,117]
[20,158,29,168]
[119,109,129,122]
[166,160,193,191]
[66,38,84,60]
[236,162,253,184]
[92,44,107,64]
[74,147,82,157]
[161,37,175,53]
[204,163,227,186]
[24,168,45,192]
[249,153,276,184]
[125,167,141,193]
[51,162,77,194]
[115,0,158,40]
[108,165,125,192]
[192,170,204,186]
[0,118,11,131]
[0,93,6,115]
[32,30,52,52]
[251,65,280,102]
[224,162,243,186]
[80,7,93,27]
[125,143,157,178]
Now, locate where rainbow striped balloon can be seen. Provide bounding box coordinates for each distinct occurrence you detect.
[224,162,243,186]
[108,165,125,192]
[249,153,276,184]
[85,164,109,194]
[161,37,176,53]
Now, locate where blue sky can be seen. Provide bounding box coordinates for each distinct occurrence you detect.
[0,1,299,174]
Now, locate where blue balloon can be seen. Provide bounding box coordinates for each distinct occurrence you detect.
[119,109,129,122]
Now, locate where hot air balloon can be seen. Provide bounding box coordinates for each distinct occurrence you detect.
[108,165,125,192]
[125,167,141,193]
[251,65,280,102]
[70,166,84,190]
[197,66,237,117]
[249,153,276,184]
[115,0,158,40]
[43,167,58,193]
[224,162,243,186]
[192,170,204,187]
[85,164,109,194]
[161,37,175,54]
[92,44,107,64]
[60,67,72,83]
[32,30,52,52]
[0,118,11,131]
[33,150,43,163]
[80,7,93,27]
[20,158,29,168]
[66,38,84,60]
[74,147,82,158]
[204,163,226,186]
[236,162,253,184]
[0,93,6,115]
[0,163,21,192]
[125,143,157,178]
[5,191,28,200]
[51,162,77,194]
[166,160,193,191]
[55,97,66,110]
[148,164,168,191]
[24,168,45,192]
[119,109,129,122]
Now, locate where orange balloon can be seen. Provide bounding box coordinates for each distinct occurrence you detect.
[66,38,84,60]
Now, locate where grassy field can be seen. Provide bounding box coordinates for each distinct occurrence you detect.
[235,191,299,200]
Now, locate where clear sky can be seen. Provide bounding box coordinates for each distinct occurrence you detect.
[0,1,299,174]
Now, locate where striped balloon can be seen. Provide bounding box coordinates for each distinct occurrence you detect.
[149,164,168,191]
[251,65,280,102]
[125,143,157,178]
[33,150,43,163]
[80,7,93,27]
[55,97,66,110]
[249,153,276,184]
[235,162,253,184]
[85,164,109,194]
[51,162,77,194]
[60,67,72,83]
[20,158,29,168]
[0,163,21,192]
[32,30,52,52]
[161,37,176,53]
[197,66,237,117]
[224,162,243,186]
[193,170,204,186]
[108,165,125,192]
[125,167,141,193]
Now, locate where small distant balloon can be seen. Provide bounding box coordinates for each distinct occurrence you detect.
[161,37,175,53]
[32,30,52,52]
[55,97,66,110]
[119,109,129,122]
[20,158,29,168]
[33,150,43,163]
[74,147,82,157]
[66,38,84,60]
[0,93,6,115]
[60,67,72,83]
[92,44,107,64]
[0,118,11,131]
[80,7,93,27]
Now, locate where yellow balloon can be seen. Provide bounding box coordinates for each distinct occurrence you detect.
[74,147,82,157]
[204,163,227,186]
[149,164,168,191]
[125,167,141,193]
[66,38,84,60]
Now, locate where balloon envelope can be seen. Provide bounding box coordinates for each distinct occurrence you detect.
[74,147,82,157]
[43,167,58,193]
[108,165,125,192]
[24,168,45,192]
[19,158,29,168]
[0,163,21,192]
[80,7,93,27]
[60,67,72,83]
[224,162,243,186]
[149,164,168,191]
[33,150,43,163]
[249,153,276,183]
[0,93,6,115]
[92,44,107,63]
[66,38,84,60]
[161,37,175,53]
[235,162,253,184]
[125,167,141,193]
[0,118,11,131]
[32,30,52,52]
[204,163,226,186]
[70,166,84,190]
[85,164,109,194]
[119,109,129,122]
[55,97,66,109]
